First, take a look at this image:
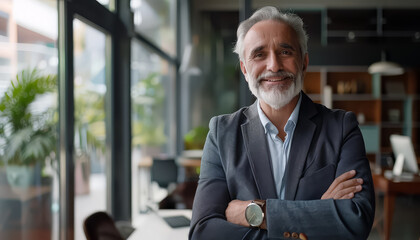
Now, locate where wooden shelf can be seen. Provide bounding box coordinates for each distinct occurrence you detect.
[333,94,376,101]
[381,95,410,101]
[381,122,405,128]
[303,67,420,160]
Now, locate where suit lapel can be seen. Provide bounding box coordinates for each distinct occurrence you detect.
[284,93,317,200]
[242,102,278,199]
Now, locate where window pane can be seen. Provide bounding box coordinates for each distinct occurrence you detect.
[131,39,176,214]
[73,18,108,240]
[185,11,240,139]
[0,0,58,239]
[131,0,177,56]
[96,0,113,10]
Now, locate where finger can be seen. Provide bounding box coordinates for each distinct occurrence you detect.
[328,170,356,192]
[322,171,360,199]
[324,170,357,195]
[334,170,357,185]
[345,192,354,199]
[333,184,363,199]
[329,178,363,196]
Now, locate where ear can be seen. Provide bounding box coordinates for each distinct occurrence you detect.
[302,53,309,72]
[240,61,249,82]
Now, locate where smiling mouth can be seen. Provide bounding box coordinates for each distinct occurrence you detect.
[261,76,293,82]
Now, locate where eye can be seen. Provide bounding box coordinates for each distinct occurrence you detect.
[280,50,292,55]
[254,52,264,58]
[250,52,264,61]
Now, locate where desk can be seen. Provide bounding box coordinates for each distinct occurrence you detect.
[178,150,202,177]
[177,157,201,168]
[177,157,201,181]
[137,156,200,211]
[372,171,420,240]
[129,210,191,240]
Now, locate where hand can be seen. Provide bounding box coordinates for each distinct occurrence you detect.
[321,170,363,200]
[225,199,251,227]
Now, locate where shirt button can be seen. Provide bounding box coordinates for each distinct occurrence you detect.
[292,232,299,238]
[283,232,291,238]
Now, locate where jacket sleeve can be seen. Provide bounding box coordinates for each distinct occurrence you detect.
[265,111,375,240]
[189,116,268,240]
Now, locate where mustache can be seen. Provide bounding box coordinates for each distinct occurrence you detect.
[256,71,296,82]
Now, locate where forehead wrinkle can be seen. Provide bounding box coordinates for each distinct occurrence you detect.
[243,20,301,59]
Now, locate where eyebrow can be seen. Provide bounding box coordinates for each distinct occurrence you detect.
[248,46,265,59]
[279,43,295,51]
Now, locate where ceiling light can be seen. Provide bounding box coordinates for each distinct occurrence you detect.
[368,51,404,76]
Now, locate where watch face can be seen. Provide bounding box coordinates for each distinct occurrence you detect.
[245,203,264,227]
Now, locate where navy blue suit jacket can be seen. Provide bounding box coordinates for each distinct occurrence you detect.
[189,92,375,240]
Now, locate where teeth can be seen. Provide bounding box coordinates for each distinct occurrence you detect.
[259,76,292,82]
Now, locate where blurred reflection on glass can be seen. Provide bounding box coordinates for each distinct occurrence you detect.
[73,18,108,240]
[131,39,176,215]
[0,0,58,239]
[131,0,177,56]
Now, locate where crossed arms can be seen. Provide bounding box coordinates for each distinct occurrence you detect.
[226,170,364,229]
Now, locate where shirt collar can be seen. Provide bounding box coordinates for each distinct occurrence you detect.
[257,92,302,135]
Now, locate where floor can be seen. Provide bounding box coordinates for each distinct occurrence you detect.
[75,174,107,240]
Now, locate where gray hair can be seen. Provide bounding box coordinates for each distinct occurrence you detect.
[234,6,308,61]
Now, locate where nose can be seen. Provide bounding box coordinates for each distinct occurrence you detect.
[266,52,283,72]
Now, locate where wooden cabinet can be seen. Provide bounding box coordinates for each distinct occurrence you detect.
[303,67,419,163]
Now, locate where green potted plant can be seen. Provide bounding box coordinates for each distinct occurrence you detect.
[184,126,209,150]
[0,69,57,188]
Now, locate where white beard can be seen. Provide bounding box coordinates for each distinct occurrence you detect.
[247,70,303,110]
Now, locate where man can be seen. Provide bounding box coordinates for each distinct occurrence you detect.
[189,6,375,240]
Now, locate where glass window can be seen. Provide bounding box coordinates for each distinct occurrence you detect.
[131,0,177,56]
[131,39,176,214]
[182,12,240,149]
[0,0,58,239]
[73,18,108,240]
[0,11,8,37]
[96,0,114,10]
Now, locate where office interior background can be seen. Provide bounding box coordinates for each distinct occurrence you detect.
[0,0,419,239]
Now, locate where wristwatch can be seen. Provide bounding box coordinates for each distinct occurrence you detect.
[245,200,266,227]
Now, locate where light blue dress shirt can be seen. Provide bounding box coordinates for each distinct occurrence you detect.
[257,93,302,199]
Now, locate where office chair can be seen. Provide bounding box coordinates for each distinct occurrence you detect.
[83,211,124,240]
[149,157,179,208]
[151,157,179,189]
